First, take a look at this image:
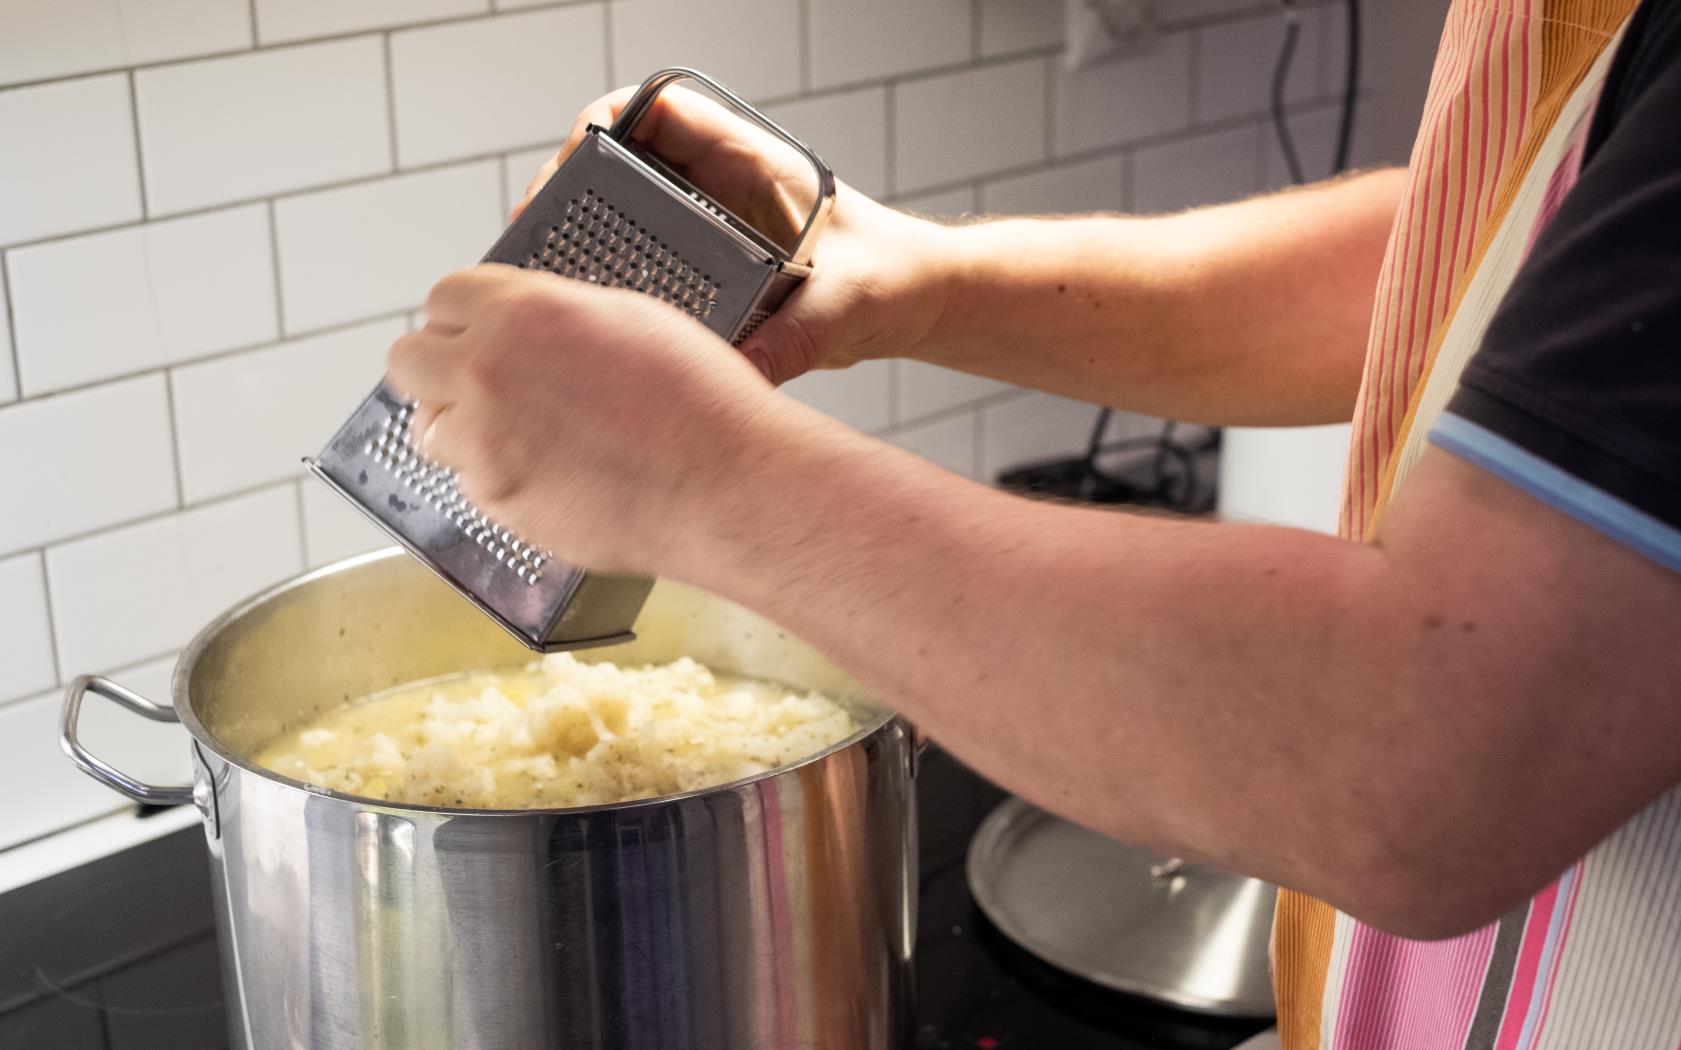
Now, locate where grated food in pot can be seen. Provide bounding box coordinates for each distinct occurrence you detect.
[255,653,860,809]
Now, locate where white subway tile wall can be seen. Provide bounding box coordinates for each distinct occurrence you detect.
[0,0,251,88]
[894,58,1046,194]
[1053,31,1191,156]
[894,185,983,217]
[300,478,392,568]
[134,37,394,216]
[897,361,1011,423]
[503,143,564,213]
[171,318,399,502]
[782,359,895,433]
[272,161,502,333]
[0,75,142,245]
[978,0,1066,58]
[0,0,1367,849]
[0,375,178,555]
[763,88,891,200]
[807,0,972,90]
[611,0,803,102]
[389,6,607,168]
[253,0,486,47]
[0,553,57,703]
[1131,124,1263,213]
[979,153,1128,214]
[45,486,303,673]
[891,412,980,479]
[9,205,277,395]
[0,265,14,404]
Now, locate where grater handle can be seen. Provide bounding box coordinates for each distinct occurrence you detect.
[609,66,836,268]
[60,674,195,807]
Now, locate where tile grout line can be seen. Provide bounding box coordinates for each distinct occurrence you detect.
[2,255,21,398]
[36,550,63,695]
[0,1,606,96]
[126,70,150,220]
[882,386,1033,438]
[160,370,187,509]
[882,82,897,198]
[293,480,313,570]
[798,0,812,95]
[246,0,259,47]
[0,50,1356,256]
[0,310,408,416]
[496,156,511,223]
[381,32,400,173]
[600,0,616,89]
[1,476,310,569]
[265,199,288,338]
[0,636,188,712]
[0,134,614,254]
[0,0,1275,100]
[0,98,1347,414]
[1188,25,1203,126]
[1042,54,1056,161]
[889,98,1335,205]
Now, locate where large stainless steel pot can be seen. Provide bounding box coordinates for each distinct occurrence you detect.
[61,549,917,1050]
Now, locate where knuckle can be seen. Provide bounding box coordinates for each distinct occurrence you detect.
[465,348,508,393]
[423,277,453,312]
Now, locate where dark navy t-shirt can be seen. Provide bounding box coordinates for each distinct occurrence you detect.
[1431,0,1681,570]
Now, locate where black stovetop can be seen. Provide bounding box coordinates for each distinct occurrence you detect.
[0,748,1271,1049]
[911,748,1270,1050]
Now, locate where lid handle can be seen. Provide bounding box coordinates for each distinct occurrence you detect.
[609,66,837,268]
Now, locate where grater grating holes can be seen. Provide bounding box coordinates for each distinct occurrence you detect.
[364,404,551,585]
[734,307,773,345]
[525,189,720,320]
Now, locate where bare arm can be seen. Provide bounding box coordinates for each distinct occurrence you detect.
[514,87,1404,426]
[392,268,1681,940]
[682,421,1681,939]
[920,170,1406,425]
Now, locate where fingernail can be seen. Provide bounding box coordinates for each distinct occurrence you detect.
[743,347,772,380]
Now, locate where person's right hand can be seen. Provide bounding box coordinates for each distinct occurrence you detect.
[512,84,962,385]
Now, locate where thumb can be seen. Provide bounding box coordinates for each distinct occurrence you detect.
[738,309,822,387]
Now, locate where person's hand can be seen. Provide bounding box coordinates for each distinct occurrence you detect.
[386,264,846,577]
[513,85,960,384]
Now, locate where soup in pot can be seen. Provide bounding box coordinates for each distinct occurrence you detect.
[255,652,860,809]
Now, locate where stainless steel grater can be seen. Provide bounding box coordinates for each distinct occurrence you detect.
[307,67,836,652]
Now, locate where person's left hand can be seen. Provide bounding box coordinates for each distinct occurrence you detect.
[386,263,817,577]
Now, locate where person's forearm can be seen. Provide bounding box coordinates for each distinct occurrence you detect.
[674,408,1650,937]
[917,169,1404,426]
[689,425,1403,912]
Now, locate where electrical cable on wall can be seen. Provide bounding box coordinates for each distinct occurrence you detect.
[1001,0,1364,511]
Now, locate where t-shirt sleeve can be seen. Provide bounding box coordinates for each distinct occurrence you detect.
[1427,1,1681,573]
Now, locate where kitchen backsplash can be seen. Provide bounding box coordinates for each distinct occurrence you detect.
[1,0,1374,851]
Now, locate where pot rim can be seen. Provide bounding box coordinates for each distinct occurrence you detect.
[169,547,899,818]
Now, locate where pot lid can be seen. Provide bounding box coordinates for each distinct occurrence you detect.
[966,796,1277,1018]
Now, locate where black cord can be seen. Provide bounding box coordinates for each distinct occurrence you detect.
[1273,0,1363,182]
[1334,0,1363,172]
[1271,0,1306,185]
[1043,0,1362,511]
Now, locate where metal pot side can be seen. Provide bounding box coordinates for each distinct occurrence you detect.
[66,549,917,1050]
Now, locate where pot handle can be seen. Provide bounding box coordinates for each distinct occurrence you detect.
[60,675,195,807]
[905,719,931,778]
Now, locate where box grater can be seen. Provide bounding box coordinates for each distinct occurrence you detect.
[307,67,836,652]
